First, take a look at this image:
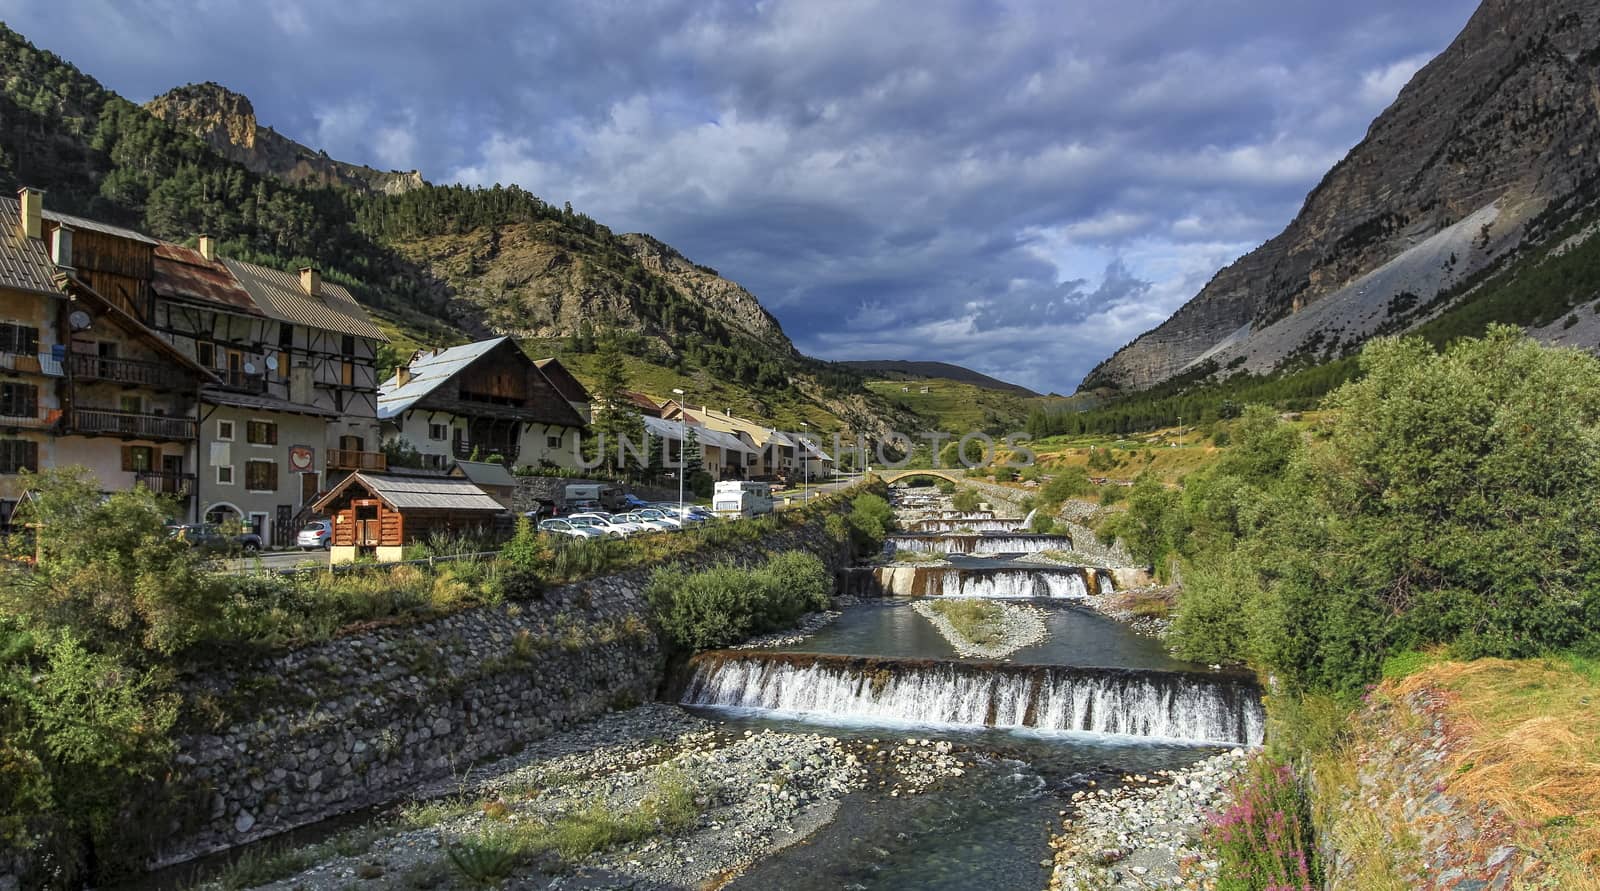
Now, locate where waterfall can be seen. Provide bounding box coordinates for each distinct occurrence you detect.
[910,518,1028,534]
[888,535,1072,555]
[875,565,1113,598]
[683,653,1265,746]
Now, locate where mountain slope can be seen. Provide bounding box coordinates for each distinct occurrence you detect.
[1082,0,1600,393]
[837,360,1041,396]
[0,23,911,436]
[145,82,426,195]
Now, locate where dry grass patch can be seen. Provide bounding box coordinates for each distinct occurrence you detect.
[1396,657,1600,889]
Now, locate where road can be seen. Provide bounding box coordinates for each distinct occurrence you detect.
[227,548,329,572]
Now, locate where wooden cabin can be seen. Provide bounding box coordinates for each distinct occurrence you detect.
[311,471,506,563]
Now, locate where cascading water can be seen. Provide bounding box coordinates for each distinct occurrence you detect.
[875,566,1114,598]
[911,518,1027,533]
[683,652,1265,746]
[888,535,1070,555]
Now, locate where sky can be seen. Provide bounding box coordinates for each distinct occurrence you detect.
[2,0,1483,394]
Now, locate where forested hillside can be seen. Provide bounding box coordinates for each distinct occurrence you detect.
[0,24,906,434]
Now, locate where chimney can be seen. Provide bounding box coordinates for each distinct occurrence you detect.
[50,224,73,270]
[299,266,321,297]
[198,235,216,261]
[396,363,412,387]
[17,187,42,240]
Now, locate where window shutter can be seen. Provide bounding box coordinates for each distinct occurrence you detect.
[121,446,134,472]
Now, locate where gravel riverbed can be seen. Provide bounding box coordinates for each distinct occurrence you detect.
[1049,749,1248,890]
[226,704,973,891]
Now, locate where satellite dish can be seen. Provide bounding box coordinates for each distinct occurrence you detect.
[243,362,257,374]
[68,310,92,331]
[265,355,279,371]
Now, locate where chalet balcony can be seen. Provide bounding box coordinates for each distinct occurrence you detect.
[135,471,196,497]
[327,449,388,472]
[69,352,194,391]
[0,351,56,376]
[0,408,57,430]
[218,369,269,394]
[69,408,197,441]
[452,440,518,464]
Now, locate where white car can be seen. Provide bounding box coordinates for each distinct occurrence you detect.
[619,511,676,532]
[632,508,684,529]
[296,519,333,550]
[567,512,646,537]
[563,516,629,539]
[538,518,604,539]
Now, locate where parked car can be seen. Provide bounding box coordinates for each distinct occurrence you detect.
[622,493,652,509]
[564,499,602,515]
[654,503,712,523]
[619,511,676,532]
[632,508,683,529]
[567,512,647,536]
[562,516,626,539]
[170,523,263,554]
[538,518,604,539]
[296,519,333,550]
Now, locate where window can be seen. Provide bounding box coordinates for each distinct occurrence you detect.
[196,341,215,368]
[278,326,294,349]
[341,335,356,357]
[120,446,154,472]
[0,383,38,418]
[245,460,277,491]
[0,324,38,356]
[217,465,234,485]
[547,434,562,449]
[0,439,38,474]
[217,420,235,441]
[246,420,277,445]
[428,423,448,441]
[120,395,143,414]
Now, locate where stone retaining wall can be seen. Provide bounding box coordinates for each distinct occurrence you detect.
[144,504,856,869]
[1315,689,1539,890]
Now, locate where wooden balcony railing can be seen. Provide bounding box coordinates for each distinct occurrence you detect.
[69,408,197,440]
[0,408,56,429]
[327,449,387,472]
[69,352,194,391]
[135,471,196,497]
[452,440,518,463]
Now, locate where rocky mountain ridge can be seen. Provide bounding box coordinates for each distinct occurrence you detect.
[146,82,426,195]
[1082,0,1600,393]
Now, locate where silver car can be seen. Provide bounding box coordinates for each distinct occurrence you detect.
[538,518,604,539]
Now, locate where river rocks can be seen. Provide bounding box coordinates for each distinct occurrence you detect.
[1050,749,1248,890]
[911,599,1049,659]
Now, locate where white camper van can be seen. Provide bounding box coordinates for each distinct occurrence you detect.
[563,483,626,512]
[712,480,774,518]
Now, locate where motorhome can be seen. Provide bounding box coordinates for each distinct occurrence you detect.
[564,483,627,512]
[712,480,774,518]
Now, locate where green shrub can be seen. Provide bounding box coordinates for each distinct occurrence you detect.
[1098,483,1126,505]
[936,480,956,495]
[992,466,1018,482]
[1040,465,1092,502]
[950,488,981,513]
[646,551,832,651]
[499,517,543,571]
[1028,513,1057,534]
[844,493,895,556]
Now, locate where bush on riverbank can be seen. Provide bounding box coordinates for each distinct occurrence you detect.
[843,492,895,556]
[646,551,833,651]
[1106,328,1600,693]
[926,599,1005,647]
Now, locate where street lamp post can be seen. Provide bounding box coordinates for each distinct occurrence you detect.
[800,421,810,499]
[672,388,686,520]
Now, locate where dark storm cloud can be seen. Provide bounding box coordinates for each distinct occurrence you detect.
[1,0,1483,392]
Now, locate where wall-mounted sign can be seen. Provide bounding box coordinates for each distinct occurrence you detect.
[288,445,314,473]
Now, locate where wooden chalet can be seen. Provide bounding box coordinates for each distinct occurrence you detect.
[311,470,506,563]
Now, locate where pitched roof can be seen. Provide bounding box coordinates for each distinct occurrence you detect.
[377,338,586,428]
[151,243,262,316]
[312,471,505,513]
[533,357,592,405]
[622,390,662,415]
[0,198,62,296]
[42,208,159,245]
[680,406,796,449]
[221,257,387,341]
[377,338,508,419]
[452,460,517,489]
[202,387,341,418]
[642,415,752,453]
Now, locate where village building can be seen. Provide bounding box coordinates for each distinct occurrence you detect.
[1,190,216,524]
[533,357,593,423]
[311,471,505,563]
[377,338,588,472]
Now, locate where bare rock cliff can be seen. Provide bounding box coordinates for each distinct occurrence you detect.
[146,82,426,195]
[1082,0,1600,392]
